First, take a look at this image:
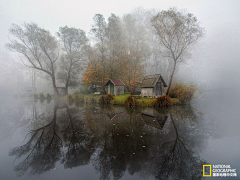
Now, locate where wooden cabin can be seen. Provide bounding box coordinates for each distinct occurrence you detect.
[141,74,167,98]
[106,79,125,95]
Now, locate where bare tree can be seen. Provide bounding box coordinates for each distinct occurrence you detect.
[151,8,204,95]
[6,23,60,95]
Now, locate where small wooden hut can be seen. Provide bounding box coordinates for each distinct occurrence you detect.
[141,74,167,98]
[106,79,125,95]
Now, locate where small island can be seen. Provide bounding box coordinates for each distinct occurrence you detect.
[65,79,197,107]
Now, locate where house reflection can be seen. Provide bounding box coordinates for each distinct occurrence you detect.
[141,108,168,130]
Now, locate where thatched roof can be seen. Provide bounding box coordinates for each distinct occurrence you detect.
[141,74,167,88]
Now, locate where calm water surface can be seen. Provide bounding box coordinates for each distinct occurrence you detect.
[0,90,239,180]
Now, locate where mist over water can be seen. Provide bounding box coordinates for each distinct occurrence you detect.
[0,92,239,180]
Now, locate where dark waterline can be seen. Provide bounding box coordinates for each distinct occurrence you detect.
[0,91,239,180]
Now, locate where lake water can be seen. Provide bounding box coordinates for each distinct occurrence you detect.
[0,91,239,180]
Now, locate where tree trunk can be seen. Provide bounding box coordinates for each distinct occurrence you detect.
[52,74,59,96]
[65,64,72,95]
[166,61,176,95]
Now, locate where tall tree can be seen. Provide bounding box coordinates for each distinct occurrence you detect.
[105,13,125,79]
[6,23,60,95]
[123,14,148,94]
[91,14,107,86]
[57,26,88,92]
[151,8,204,95]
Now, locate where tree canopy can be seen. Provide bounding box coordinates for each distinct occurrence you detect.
[151,8,204,94]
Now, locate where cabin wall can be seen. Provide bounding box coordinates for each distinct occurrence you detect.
[114,86,124,95]
[161,83,165,95]
[141,88,153,97]
[107,84,124,95]
[153,82,164,97]
[107,84,110,94]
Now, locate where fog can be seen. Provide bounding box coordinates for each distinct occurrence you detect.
[0,0,240,95]
[1,2,240,179]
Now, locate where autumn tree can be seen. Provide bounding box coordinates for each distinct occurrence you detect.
[82,45,109,86]
[57,26,88,92]
[83,61,108,86]
[151,8,204,95]
[6,23,60,95]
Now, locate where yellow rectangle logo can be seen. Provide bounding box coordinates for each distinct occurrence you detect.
[203,165,212,177]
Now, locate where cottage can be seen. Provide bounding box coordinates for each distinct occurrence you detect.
[141,74,167,98]
[106,79,125,95]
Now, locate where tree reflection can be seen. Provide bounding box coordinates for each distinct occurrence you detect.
[10,102,207,180]
[9,107,62,176]
[61,107,96,168]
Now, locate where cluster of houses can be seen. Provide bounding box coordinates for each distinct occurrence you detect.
[91,74,167,98]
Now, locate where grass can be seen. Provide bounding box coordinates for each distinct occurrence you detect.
[137,97,155,107]
[66,94,98,104]
[111,94,177,107]
[65,93,180,107]
[111,94,130,105]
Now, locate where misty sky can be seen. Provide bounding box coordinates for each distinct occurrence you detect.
[1,0,240,90]
[0,0,239,49]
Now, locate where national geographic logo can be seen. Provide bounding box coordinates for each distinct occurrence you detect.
[203,165,211,177]
[203,164,237,177]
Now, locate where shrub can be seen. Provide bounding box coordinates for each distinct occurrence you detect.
[169,83,197,104]
[39,93,45,99]
[47,93,51,100]
[74,94,84,103]
[98,94,114,105]
[98,95,105,104]
[124,96,138,107]
[153,95,172,107]
[106,94,114,101]
[34,94,38,99]
[85,96,97,104]
[91,97,97,104]
[67,94,74,102]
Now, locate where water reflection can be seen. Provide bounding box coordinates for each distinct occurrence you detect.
[9,100,206,179]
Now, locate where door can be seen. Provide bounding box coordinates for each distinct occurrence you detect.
[110,83,114,94]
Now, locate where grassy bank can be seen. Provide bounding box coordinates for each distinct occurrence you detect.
[111,94,180,107]
[65,83,197,106]
[111,94,154,106]
[66,93,180,107]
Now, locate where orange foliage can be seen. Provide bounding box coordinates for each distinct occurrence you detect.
[121,54,143,94]
[83,62,108,86]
